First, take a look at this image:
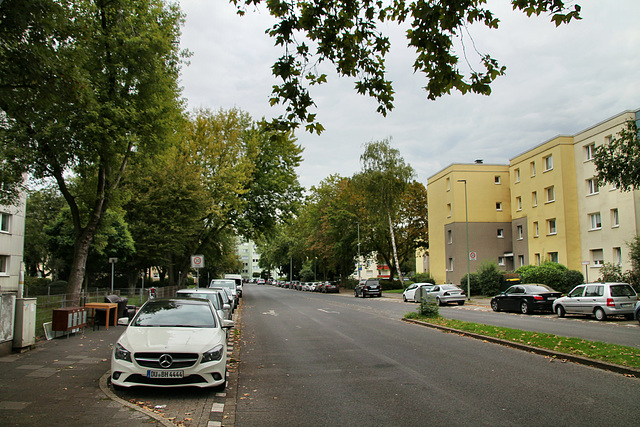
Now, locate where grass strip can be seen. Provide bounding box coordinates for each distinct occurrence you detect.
[404,312,640,370]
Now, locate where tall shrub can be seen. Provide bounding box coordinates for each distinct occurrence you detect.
[476,261,503,296]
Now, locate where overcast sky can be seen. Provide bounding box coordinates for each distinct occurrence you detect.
[178,0,640,190]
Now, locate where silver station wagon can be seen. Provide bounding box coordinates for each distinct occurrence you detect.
[553,282,638,321]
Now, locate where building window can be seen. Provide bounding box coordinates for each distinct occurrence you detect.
[545,186,555,203]
[530,161,536,177]
[0,255,7,274]
[498,257,505,266]
[604,135,613,145]
[448,258,454,271]
[514,168,520,183]
[497,228,504,238]
[590,249,604,267]
[585,143,595,161]
[447,229,453,244]
[589,212,602,230]
[518,255,525,267]
[517,225,523,240]
[494,176,501,184]
[613,247,622,265]
[547,219,557,235]
[0,213,10,233]
[611,208,619,227]
[534,253,541,265]
[548,252,559,263]
[446,177,450,191]
[496,202,503,211]
[533,221,539,237]
[532,191,537,207]
[587,178,599,195]
[544,155,553,171]
[516,196,522,211]
[447,203,452,217]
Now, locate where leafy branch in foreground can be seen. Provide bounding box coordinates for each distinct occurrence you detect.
[233,0,581,133]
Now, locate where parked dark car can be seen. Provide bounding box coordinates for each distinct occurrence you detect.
[322,281,339,293]
[354,279,382,298]
[635,301,640,325]
[491,284,561,314]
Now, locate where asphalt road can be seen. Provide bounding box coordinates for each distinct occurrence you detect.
[235,284,639,426]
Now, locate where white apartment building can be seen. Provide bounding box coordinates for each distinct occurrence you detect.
[0,191,26,293]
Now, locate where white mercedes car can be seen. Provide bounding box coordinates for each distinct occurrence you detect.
[111,298,233,389]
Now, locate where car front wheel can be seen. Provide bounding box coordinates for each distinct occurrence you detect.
[436,297,443,306]
[491,300,500,312]
[520,301,531,314]
[594,307,607,321]
[555,305,566,318]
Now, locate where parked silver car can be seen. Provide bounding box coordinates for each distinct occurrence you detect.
[553,282,638,321]
[425,284,466,306]
[175,288,232,320]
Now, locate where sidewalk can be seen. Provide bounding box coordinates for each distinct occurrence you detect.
[0,326,161,426]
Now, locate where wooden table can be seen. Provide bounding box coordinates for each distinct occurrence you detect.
[84,302,118,330]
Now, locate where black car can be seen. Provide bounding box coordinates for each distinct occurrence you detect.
[354,279,382,298]
[491,284,561,314]
[322,281,340,293]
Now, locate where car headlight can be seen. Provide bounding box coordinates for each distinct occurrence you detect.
[114,342,132,362]
[202,344,224,363]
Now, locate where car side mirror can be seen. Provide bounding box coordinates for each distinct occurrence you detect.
[223,303,231,310]
[117,317,130,326]
[221,319,234,329]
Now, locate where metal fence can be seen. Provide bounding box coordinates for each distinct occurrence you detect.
[34,286,182,339]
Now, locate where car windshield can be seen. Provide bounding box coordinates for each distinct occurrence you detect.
[210,280,235,290]
[177,292,221,309]
[131,300,216,328]
[610,284,637,297]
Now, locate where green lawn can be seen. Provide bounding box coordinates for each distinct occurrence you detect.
[404,312,640,370]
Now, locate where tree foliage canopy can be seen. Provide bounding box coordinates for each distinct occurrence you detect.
[233,0,581,133]
[594,119,640,191]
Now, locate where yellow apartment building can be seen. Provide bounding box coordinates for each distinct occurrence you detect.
[427,162,511,285]
[424,108,640,286]
[572,110,640,280]
[510,136,581,271]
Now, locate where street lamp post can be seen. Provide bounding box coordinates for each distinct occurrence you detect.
[357,222,361,282]
[457,180,471,300]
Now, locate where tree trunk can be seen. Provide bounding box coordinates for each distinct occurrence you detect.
[66,225,99,306]
[388,212,404,284]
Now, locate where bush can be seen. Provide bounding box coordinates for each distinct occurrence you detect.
[380,279,403,291]
[516,262,583,293]
[476,261,503,296]
[562,269,584,293]
[460,272,481,296]
[412,272,436,285]
[418,299,440,318]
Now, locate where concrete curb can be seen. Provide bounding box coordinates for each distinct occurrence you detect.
[402,318,640,378]
[99,371,180,426]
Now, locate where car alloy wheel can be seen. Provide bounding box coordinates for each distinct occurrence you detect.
[491,300,500,312]
[555,305,566,318]
[594,307,607,321]
[520,301,530,314]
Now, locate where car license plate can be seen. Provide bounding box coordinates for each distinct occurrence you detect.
[548,297,556,301]
[620,303,631,308]
[147,370,184,379]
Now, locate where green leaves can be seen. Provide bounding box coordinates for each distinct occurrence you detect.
[594,120,640,192]
[234,0,582,133]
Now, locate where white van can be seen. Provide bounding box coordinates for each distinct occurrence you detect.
[224,274,243,298]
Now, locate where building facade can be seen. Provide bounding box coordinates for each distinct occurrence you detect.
[426,108,640,286]
[0,191,26,293]
[236,239,264,280]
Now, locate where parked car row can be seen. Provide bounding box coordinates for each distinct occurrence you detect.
[402,283,466,305]
[265,279,340,293]
[110,277,246,390]
[489,282,639,322]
